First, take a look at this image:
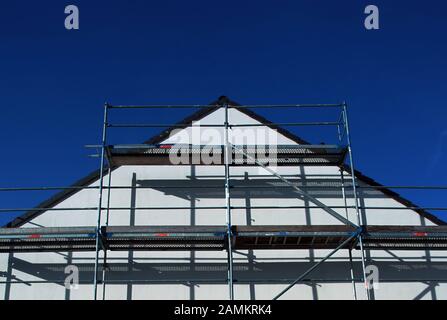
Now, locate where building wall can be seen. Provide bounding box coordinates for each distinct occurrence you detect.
[1,108,446,300]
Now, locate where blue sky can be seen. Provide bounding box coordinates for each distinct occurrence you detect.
[0,0,446,226]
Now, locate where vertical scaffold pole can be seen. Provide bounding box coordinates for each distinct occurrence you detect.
[224,102,234,300]
[93,102,109,300]
[348,248,358,300]
[101,165,112,300]
[340,169,357,300]
[342,102,370,300]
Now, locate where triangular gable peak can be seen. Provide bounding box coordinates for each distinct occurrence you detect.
[161,106,298,146]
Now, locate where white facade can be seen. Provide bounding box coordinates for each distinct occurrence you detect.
[1,107,446,300]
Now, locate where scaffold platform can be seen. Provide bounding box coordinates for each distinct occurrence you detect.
[1,225,447,252]
[105,144,348,166]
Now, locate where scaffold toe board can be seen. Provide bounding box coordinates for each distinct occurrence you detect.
[105,144,348,166]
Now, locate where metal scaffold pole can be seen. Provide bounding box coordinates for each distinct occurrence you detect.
[340,169,358,300]
[348,248,358,300]
[342,102,370,300]
[224,102,234,300]
[93,102,109,300]
[101,165,113,300]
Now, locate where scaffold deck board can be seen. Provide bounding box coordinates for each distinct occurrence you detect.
[1,225,447,252]
[362,225,447,249]
[0,227,97,252]
[105,144,348,166]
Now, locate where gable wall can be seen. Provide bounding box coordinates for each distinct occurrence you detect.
[1,108,446,300]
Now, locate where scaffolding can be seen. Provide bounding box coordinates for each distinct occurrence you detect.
[1,99,447,300]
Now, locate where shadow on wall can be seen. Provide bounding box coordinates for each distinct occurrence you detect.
[2,255,447,300]
[135,178,384,201]
[2,169,444,300]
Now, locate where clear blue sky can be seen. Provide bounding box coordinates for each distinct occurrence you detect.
[0,0,446,226]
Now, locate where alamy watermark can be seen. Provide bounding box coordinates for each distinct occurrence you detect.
[62,5,379,31]
[65,5,79,30]
[364,5,380,30]
[64,264,79,290]
[165,123,279,166]
[365,264,380,290]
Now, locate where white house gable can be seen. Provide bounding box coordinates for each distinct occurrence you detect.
[1,104,444,301]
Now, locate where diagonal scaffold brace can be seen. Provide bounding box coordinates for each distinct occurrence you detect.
[230,144,365,300]
[231,145,358,228]
[272,228,361,300]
